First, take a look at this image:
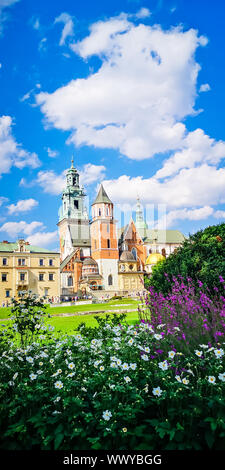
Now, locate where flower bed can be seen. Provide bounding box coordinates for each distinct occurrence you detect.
[1,313,225,450]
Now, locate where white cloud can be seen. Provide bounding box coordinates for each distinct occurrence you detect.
[155,128,225,179]
[26,230,59,248]
[7,199,38,215]
[54,12,74,46]
[156,206,214,228]
[35,163,106,195]
[79,163,106,186]
[0,0,20,34]
[0,115,40,176]
[199,83,211,92]
[135,8,151,19]
[102,164,225,209]
[36,15,207,160]
[0,220,44,237]
[0,196,8,206]
[46,147,59,158]
[213,210,225,219]
[36,170,66,195]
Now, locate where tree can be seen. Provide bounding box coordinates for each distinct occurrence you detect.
[149,223,225,295]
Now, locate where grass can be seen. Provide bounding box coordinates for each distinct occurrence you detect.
[0,299,139,319]
[46,310,140,333]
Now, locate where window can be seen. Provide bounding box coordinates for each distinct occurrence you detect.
[107,239,110,248]
[39,259,44,266]
[107,223,110,233]
[68,276,73,287]
[2,273,7,282]
[74,200,78,209]
[108,274,113,286]
[131,248,137,260]
[49,273,54,281]
[39,274,44,281]
[99,209,101,216]
[18,259,25,266]
[6,290,10,298]
[20,273,25,281]
[2,258,7,266]
[49,259,53,266]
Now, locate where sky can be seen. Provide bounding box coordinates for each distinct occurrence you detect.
[1,0,225,250]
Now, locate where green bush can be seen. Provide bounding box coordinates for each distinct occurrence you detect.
[1,311,225,450]
[150,223,225,295]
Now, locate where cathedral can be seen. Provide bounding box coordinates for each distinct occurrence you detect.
[58,160,185,298]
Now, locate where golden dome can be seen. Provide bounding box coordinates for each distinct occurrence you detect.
[145,253,165,265]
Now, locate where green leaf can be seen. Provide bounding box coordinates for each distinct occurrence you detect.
[54,432,64,450]
[205,430,215,449]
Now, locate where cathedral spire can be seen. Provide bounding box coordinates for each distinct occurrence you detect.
[71,156,74,168]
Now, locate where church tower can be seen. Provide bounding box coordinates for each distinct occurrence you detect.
[135,197,148,239]
[58,158,91,261]
[90,184,119,290]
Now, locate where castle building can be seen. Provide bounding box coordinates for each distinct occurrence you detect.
[0,239,60,305]
[59,160,185,298]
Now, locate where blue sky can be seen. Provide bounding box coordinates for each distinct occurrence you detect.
[1,0,225,249]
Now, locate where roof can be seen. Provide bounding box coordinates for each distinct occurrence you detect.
[120,250,135,261]
[83,257,98,266]
[146,253,165,265]
[118,227,185,244]
[0,242,59,254]
[60,250,81,271]
[92,184,113,205]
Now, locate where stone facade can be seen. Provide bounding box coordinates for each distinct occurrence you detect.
[0,239,60,305]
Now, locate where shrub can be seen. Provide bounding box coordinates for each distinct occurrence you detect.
[139,276,225,354]
[1,311,225,450]
[150,223,225,295]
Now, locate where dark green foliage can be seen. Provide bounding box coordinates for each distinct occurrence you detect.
[150,223,225,294]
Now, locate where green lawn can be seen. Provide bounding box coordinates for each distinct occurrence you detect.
[46,310,140,333]
[0,299,139,319]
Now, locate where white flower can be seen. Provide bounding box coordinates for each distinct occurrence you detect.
[54,380,63,389]
[67,372,75,378]
[102,410,112,421]
[154,334,162,340]
[182,378,189,385]
[153,387,163,397]
[158,361,168,371]
[99,365,105,371]
[144,347,150,353]
[117,359,122,366]
[30,373,37,380]
[214,348,224,359]
[208,376,216,384]
[141,354,149,361]
[13,372,18,380]
[68,362,75,370]
[199,344,209,349]
[130,363,137,370]
[124,376,131,383]
[50,359,54,364]
[175,375,182,383]
[39,362,43,366]
[110,362,117,369]
[218,372,225,382]
[111,356,117,362]
[122,363,129,370]
[128,338,134,346]
[168,351,176,359]
[195,350,203,357]
[26,356,34,364]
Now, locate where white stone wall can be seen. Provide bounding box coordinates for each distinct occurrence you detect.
[96,258,119,290]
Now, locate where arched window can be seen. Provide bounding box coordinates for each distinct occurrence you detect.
[99,208,101,216]
[131,248,137,260]
[108,274,113,286]
[68,276,73,287]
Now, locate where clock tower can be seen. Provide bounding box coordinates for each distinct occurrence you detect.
[58,158,91,261]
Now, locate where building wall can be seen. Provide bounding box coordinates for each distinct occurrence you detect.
[0,251,60,305]
[96,258,119,290]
